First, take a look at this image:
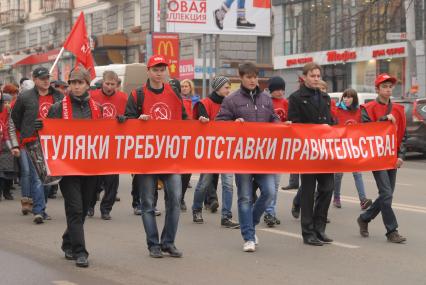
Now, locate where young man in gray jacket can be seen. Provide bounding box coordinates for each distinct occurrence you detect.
[216,62,279,252]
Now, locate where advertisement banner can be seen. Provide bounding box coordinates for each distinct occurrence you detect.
[154,0,271,36]
[39,120,397,176]
[179,59,195,80]
[152,33,180,78]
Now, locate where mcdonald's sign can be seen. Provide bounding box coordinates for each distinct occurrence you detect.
[152,33,180,78]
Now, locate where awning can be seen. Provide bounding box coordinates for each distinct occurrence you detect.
[14,49,61,66]
[0,54,28,70]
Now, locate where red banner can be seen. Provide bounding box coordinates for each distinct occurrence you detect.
[253,0,271,8]
[39,120,397,176]
[152,33,180,78]
[179,59,194,80]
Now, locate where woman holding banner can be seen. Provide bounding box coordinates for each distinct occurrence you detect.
[46,67,102,268]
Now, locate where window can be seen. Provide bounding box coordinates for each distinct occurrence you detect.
[257,37,272,64]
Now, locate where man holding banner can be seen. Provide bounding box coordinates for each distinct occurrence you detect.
[216,62,279,252]
[123,55,188,258]
[357,74,407,243]
[288,62,334,246]
[46,67,102,268]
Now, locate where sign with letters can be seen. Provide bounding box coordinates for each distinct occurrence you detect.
[39,120,398,176]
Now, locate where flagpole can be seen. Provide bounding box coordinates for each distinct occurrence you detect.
[49,47,65,75]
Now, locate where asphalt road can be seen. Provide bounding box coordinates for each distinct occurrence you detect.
[1,153,425,285]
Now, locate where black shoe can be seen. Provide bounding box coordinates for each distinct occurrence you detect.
[210,200,219,213]
[281,185,299,190]
[357,216,369,237]
[180,200,187,212]
[42,212,52,220]
[149,246,163,258]
[75,255,89,268]
[161,245,183,258]
[193,210,204,224]
[291,203,300,219]
[64,249,76,260]
[264,214,275,227]
[303,236,324,246]
[3,193,14,200]
[101,212,111,220]
[316,232,333,243]
[237,17,256,29]
[87,208,94,217]
[115,196,121,202]
[221,218,240,229]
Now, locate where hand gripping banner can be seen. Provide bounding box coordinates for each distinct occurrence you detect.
[39,120,398,176]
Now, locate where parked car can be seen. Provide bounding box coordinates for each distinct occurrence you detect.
[393,98,426,158]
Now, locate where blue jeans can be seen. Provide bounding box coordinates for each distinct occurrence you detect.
[360,169,398,234]
[28,155,46,215]
[136,174,182,249]
[235,174,274,242]
[334,172,366,201]
[265,174,281,216]
[192,173,234,219]
[19,149,31,198]
[224,0,245,9]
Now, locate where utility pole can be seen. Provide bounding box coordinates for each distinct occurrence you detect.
[424,0,426,97]
[202,34,207,98]
[405,0,417,95]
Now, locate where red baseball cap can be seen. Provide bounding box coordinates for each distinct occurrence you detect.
[147,55,169,68]
[375,73,397,87]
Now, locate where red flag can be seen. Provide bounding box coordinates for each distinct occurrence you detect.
[63,12,96,79]
[253,0,271,8]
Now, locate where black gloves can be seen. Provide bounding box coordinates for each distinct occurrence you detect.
[34,119,44,130]
[116,115,127,123]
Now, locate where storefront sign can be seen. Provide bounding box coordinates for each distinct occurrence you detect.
[14,49,61,66]
[151,33,180,78]
[179,59,194,80]
[372,47,405,58]
[286,57,313,67]
[327,50,357,63]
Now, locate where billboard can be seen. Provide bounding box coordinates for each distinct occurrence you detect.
[154,0,271,36]
[151,33,180,78]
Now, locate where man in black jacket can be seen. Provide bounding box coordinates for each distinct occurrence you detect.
[47,67,101,268]
[288,62,334,246]
[11,67,63,224]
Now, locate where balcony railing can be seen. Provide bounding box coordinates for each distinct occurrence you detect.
[42,0,71,14]
[0,9,26,28]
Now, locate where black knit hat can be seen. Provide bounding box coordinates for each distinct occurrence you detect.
[211,76,230,91]
[268,76,286,93]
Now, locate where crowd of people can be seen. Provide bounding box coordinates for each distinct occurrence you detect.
[0,56,407,268]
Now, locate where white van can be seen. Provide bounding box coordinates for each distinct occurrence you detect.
[329,92,377,105]
[91,63,148,95]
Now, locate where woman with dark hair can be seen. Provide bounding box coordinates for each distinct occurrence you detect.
[333,89,372,210]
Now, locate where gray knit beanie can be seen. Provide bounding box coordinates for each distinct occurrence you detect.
[211,76,230,91]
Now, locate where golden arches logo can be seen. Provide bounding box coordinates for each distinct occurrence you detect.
[157,41,174,57]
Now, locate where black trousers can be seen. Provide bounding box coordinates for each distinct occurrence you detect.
[60,176,97,257]
[181,174,192,201]
[300,173,334,239]
[90,175,119,214]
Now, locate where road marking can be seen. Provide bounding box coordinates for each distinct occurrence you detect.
[278,191,426,214]
[260,228,360,249]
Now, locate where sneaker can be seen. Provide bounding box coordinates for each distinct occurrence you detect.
[42,212,52,220]
[161,245,183,258]
[180,200,187,212]
[387,231,407,243]
[75,255,89,268]
[33,214,44,224]
[264,214,275,227]
[210,200,219,213]
[274,216,281,225]
[360,198,373,210]
[193,210,204,224]
[154,208,161,216]
[64,249,76,260]
[237,17,256,29]
[87,207,94,217]
[214,9,224,30]
[243,241,256,252]
[21,198,31,215]
[133,207,142,215]
[333,198,341,208]
[221,218,240,229]
[149,246,163,258]
[101,212,112,220]
[357,216,369,237]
